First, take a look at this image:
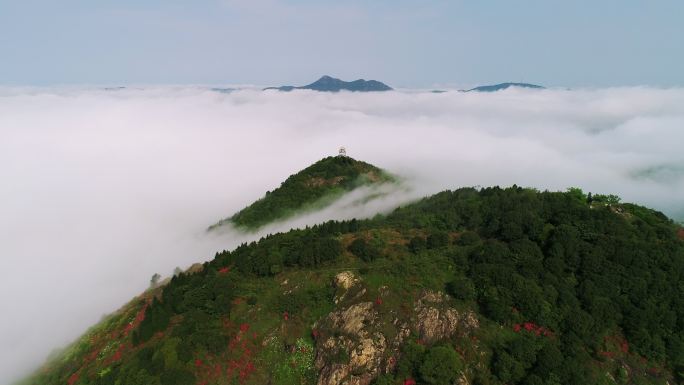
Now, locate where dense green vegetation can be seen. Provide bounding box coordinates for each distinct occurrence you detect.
[23,184,684,385]
[211,156,394,230]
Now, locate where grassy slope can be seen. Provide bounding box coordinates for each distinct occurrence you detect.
[22,187,684,385]
[210,156,395,230]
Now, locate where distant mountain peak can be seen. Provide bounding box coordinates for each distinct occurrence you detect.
[463,82,545,92]
[264,75,393,92]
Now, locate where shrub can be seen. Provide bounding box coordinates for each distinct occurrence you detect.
[419,345,463,385]
[348,238,380,262]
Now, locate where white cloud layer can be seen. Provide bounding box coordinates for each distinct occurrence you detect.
[1,86,684,383]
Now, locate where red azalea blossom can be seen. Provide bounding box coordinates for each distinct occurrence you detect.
[197,319,260,384]
[375,297,383,305]
[218,267,230,274]
[514,322,552,337]
[124,304,148,337]
[404,378,417,385]
[111,345,123,362]
[67,372,80,385]
[621,341,629,353]
[283,311,289,321]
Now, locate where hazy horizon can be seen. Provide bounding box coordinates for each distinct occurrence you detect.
[2,1,683,87]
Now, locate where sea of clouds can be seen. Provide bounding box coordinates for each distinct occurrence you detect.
[1,86,683,383]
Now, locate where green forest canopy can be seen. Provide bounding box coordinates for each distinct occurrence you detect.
[24,186,684,385]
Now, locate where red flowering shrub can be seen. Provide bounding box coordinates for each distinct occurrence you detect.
[512,322,552,337]
[67,372,80,385]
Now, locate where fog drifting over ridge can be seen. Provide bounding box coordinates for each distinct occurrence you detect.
[1,86,684,383]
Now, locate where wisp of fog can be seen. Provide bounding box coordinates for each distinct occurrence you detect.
[1,86,683,383]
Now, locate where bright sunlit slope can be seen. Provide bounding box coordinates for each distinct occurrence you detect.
[210,155,396,230]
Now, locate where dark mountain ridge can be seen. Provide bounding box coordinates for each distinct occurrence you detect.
[463,82,545,92]
[264,75,393,92]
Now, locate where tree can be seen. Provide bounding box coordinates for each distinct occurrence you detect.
[150,273,161,288]
[408,236,427,253]
[372,374,395,385]
[492,350,525,384]
[348,238,380,262]
[566,187,586,203]
[427,231,449,249]
[133,298,171,345]
[419,345,463,385]
[457,231,480,246]
[446,277,476,301]
[396,341,425,379]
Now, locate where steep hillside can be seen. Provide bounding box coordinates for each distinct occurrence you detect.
[22,183,684,385]
[210,156,395,230]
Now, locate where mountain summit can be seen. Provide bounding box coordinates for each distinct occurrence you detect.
[209,155,395,230]
[264,75,393,92]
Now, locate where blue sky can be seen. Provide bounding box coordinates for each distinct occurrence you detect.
[1,0,682,87]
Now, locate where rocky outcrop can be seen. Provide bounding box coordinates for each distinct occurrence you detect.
[315,301,388,385]
[413,291,479,343]
[316,272,395,385]
[333,271,366,304]
[315,285,479,385]
[334,271,359,291]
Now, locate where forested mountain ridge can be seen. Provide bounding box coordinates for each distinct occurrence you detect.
[21,178,684,385]
[210,156,396,230]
